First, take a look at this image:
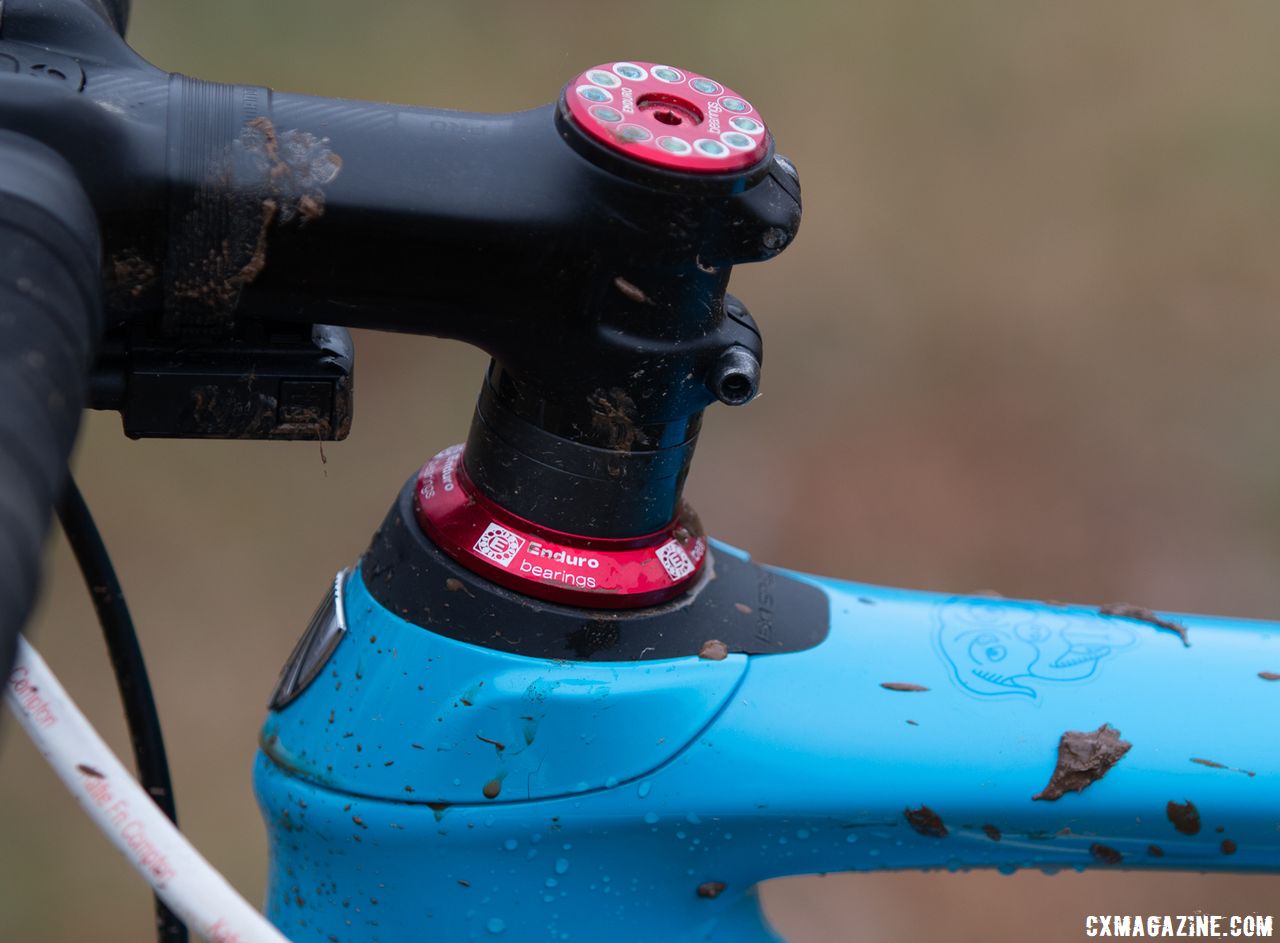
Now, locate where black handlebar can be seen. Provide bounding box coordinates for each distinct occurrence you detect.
[0,132,102,683]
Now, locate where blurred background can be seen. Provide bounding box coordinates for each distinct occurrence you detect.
[3,0,1279,940]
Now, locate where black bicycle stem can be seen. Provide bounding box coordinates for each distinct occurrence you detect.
[0,0,801,540]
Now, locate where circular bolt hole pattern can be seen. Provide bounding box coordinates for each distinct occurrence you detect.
[565,61,769,174]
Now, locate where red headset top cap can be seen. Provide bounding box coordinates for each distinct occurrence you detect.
[563,61,770,174]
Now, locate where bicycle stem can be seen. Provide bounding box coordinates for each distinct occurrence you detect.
[1,0,798,544]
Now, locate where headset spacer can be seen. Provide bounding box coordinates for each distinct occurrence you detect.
[412,445,708,609]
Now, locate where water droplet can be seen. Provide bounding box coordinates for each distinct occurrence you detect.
[543,894,555,903]
[643,812,659,825]
[452,777,462,786]
[637,782,651,798]
[531,833,542,844]
[997,863,1017,876]
[676,831,687,840]
[545,877,558,888]
[555,858,569,875]
[723,832,733,840]
[868,849,880,857]
[685,813,701,825]
[796,829,811,840]
[845,834,858,844]
[604,776,618,788]
[525,849,539,860]
[487,916,506,934]
[503,839,518,851]
[562,843,572,851]
[777,836,788,845]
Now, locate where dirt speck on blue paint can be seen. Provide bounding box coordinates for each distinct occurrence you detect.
[904,805,948,838]
[1090,843,1122,865]
[1099,603,1189,647]
[1166,799,1200,835]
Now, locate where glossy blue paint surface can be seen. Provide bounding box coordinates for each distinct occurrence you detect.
[261,568,745,804]
[256,545,1280,942]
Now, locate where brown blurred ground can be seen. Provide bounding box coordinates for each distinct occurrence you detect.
[3,1,1279,940]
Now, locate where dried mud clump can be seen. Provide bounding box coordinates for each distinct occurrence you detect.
[1166,799,1200,835]
[1033,723,1132,801]
[904,805,948,838]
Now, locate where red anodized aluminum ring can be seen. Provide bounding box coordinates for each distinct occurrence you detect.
[562,60,771,174]
[413,445,708,609]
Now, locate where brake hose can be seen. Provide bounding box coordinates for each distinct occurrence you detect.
[57,475,187,943]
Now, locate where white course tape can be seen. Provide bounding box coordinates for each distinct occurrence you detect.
[5,635,290,943]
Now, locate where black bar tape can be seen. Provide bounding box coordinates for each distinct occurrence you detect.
[0,132,102,689]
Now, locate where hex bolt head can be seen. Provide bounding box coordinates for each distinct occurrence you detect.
[709,346,760,406]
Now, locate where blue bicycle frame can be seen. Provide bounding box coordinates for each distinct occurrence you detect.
[255,539,1280,941]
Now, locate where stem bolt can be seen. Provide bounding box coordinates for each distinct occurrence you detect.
[709,346,760,405]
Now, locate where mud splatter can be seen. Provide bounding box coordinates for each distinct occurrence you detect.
[588,387,649,453]
[240,117,343,224]
[482,778,502,800]
[982,824,1002,842]
[696,882,727,899]
[1090,843,1123,865]
[904,805,948,838]
[613,276,651,305]
[880,682,929,692]
[1221,839,1237,855]
[1191,757,1256,777]
[1033,724,1132,801]
[698,639,729,661]
[444,578,474,597]
[106,251,158,302]
[1099,603,1189,647]
[76,764,104,778]
[1147,844,1164,857]
[1259,672,1280,681]
[1166,799,1201,835]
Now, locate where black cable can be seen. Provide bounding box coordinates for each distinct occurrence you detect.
[57,475,188,943]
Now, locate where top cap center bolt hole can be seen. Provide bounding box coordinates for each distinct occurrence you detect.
[637,93,703,127]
